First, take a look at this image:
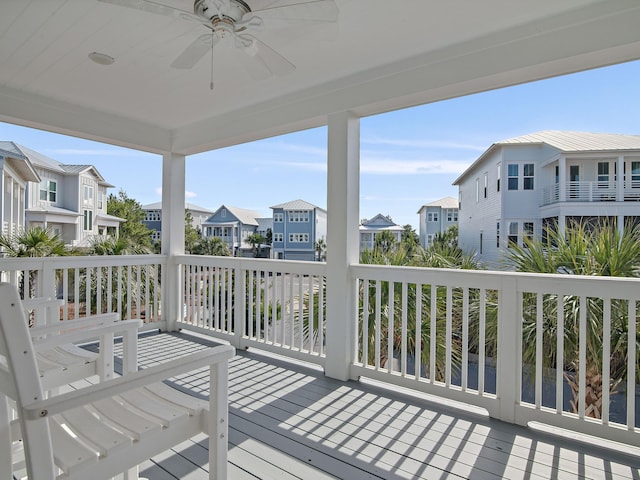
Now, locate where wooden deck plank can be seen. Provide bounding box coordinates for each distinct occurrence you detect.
[103,332,640,480]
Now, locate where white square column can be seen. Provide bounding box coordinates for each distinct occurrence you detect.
[162,152,186,331]
[324,111,360,381]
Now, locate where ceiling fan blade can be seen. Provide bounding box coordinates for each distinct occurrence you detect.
[237,36,295,79]
[249,0,338,27]
[97,0,200,22]
[171,34,219,69]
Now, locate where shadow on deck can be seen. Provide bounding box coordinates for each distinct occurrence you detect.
[112,331,640,480]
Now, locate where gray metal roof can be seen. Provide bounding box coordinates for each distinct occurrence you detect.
[0,141,40,183]
[453,131,640,185]
[417,197,458,212]
[143,202,213,214]
[271,199,325,212]
[498,130,640,152]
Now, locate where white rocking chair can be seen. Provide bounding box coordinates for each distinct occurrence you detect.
[0,283,235,480]
[21,297,140,389]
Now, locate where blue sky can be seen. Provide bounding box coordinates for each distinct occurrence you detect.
[1,59,639,228]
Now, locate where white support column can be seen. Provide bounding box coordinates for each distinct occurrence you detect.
[324,111,360,381]
[617,155,625,202]
[161,152,186,332]
[558,156,567,203]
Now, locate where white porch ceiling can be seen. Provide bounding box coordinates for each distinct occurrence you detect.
[1,0,640,155]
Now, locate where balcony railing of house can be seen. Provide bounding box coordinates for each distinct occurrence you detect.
[1,254,637,448]
[542,180,640,205]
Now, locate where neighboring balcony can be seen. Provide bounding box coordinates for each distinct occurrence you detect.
[541,180,640,205]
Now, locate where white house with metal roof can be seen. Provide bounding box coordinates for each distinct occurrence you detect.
[453,131,640,267]
[271,199,327,261]
[359,214,403,252]
[417,197,459,248]
[0,142,122,247]
[202,205,261,255]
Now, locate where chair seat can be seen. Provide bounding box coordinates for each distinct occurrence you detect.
[36,345,100,389]
[48,382,209,478]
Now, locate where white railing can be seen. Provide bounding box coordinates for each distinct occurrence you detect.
[1,253,637,447]
[540,180,640,205]
[352,264,639,446]
[176,255,327,366]
[0,255,166,330]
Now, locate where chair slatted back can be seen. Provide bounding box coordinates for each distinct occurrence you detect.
[0,283,56,478]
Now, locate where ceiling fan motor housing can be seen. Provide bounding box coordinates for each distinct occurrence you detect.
[195,0,252,28]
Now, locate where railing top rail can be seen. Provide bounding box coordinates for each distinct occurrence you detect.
[0,254,168,269]
[176,254,328,276]
[351,263,640,298]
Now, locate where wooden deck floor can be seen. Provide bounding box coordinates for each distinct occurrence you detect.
[106,331,640,480]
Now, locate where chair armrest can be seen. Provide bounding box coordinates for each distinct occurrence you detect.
[32,319,141,351]
[30,313,120,336]
[23,344,235,420]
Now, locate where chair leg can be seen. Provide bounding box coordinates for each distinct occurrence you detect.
[0,395,12,480]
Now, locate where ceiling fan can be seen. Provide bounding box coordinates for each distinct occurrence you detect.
[98,0,338,86]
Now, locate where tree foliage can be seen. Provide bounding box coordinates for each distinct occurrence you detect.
[107,190,152,249]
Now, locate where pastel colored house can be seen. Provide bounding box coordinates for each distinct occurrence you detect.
[0,142,122,247]
[417,196,459,248]
[0,142,39,238]
[359,214,403,251]
[271,199,327,261]
[202,205,261,255]
[143,201,213,243]
[453,131,640,267]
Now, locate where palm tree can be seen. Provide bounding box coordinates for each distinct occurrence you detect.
[314,238,327,261]
[505,221,640,418]
[0,226,68,299]
[193,237,231,256]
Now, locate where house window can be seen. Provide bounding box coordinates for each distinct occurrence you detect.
[479,232,483,254]
[523,164,534,190]
[221,209,226,218]
[273,233,283,242]
[446,209,458,222]
[289,233,309,243]
[483,173,488,198]
[83,210,93,231]
[597,162,609,185]
[632,161,640,183]
[274,213,283,222]
[39,180,57,202]
[427,234,434,244]
[475,178,480,202]
[458,191,461,209]
[288,210,310,222]
[497,163,501,192]
[496,221,500,248]
[83,185,94,205]
[427,212,439,222]
[507,164,518,190]
[508,221,518,247]
[523,222,534,246]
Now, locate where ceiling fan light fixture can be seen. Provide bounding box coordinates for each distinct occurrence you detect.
[88,52,115,66]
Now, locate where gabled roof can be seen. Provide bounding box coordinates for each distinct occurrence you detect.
[271,199,326,212]
[0,141,40,183]
[204,205,260,227]
[361,214,398,227]
[143,202,213,214]
[256,218,273,231]
[453,131,640,185]
[417,197,458,213]
[11,143,114,186]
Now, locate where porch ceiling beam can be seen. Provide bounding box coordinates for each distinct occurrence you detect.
[0,87,171,154]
